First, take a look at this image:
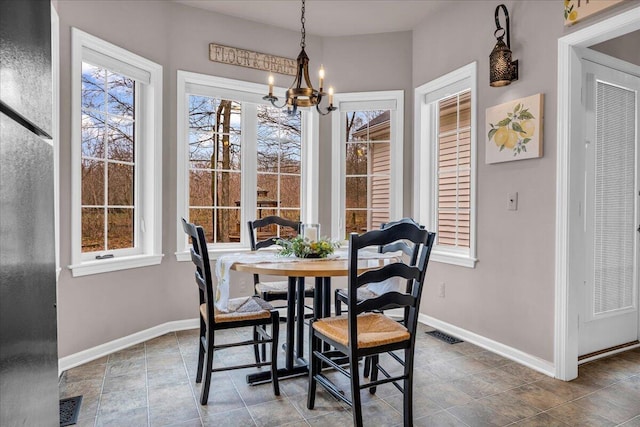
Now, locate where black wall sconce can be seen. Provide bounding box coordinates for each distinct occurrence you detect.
[490,4,518,87]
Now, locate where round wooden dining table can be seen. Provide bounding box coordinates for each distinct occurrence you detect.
[232,257,388,384]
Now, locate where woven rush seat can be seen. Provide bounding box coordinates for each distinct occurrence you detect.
[200,296,273,323]
[255,280,315,295]
[312,312,410,349]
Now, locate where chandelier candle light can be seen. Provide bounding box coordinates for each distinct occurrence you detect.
[264,0,336,115]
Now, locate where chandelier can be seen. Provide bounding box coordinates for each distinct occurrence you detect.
[263,0,336,115]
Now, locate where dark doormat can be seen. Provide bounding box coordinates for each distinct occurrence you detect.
[60,395,82,427]
[426,330,463,344]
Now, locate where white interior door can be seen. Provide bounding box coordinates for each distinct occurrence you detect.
[578,53,640,357]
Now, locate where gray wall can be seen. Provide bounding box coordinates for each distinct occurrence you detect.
[56,0,638,364]
[413,0,561,362]
[411,0,638,364]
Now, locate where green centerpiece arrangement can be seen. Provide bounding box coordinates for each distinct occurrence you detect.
[277,236,340,259]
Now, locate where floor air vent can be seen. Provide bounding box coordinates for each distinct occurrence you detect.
[60,395,82,427]
[426,330,463,344]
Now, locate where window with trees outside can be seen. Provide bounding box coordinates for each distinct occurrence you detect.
[80,63,136,253]
[414,62,477,268]
[176,72,313,258]
[331,91,404,240]
[70,28,163,277]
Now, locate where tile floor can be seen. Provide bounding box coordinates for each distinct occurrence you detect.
[59,322,640,427]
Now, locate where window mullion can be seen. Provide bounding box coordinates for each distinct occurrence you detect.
[133,80,141,251]
[101,69,108,252]
[243,102,258,244]
[455,93,460,247]
[102,71,109,252]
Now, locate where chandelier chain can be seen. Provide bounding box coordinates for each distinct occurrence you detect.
[263,0,335,115]
[300,0,306,49]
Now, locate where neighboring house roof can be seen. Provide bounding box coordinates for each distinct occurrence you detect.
[352,110,391,141]
[354,110,390,133]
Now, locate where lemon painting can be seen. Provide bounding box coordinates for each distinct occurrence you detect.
[564,0,578,24]
[486,93,543,164]
[563,0,624,26]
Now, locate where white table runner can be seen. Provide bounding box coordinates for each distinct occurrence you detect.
[214,249,402,312]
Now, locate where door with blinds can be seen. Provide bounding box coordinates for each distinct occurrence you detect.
[578,57,640,357]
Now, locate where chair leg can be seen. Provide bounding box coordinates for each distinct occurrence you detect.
[253,326,261,364]
[200,329,215,405]
[349,353,363,427]
[403,348,414,426]
[261,292,268,361]
[334,289,342,316]
[363,356,371,378]
[195,320,205,383]
[307,323,317,410]
[270,314,280,396]
[368,354,379,394]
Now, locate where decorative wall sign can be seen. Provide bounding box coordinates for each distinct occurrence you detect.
[564,0,624,26]
[209,43,297,76]
[486,93,544,164]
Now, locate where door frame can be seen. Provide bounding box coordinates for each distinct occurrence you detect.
[555,6,640,381]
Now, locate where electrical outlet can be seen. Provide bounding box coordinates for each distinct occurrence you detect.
[439,282,446,298]
[507,192,518,211]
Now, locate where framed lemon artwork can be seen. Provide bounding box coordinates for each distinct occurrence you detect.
[485,93,544,164]
[563,0,624,26]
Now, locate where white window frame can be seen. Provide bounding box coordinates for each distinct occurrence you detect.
[414,62,477,268]
[330,90,404,241]
[52,5,60,281]
[175,71,318,261]
[69,28,163,277]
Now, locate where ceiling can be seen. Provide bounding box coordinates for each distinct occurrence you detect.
[174,1,446,37]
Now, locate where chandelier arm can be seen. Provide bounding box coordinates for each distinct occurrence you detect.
[262,95,288,109]
[316,103,337,116]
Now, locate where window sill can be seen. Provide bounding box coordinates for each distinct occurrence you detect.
[68,254,164,277]
[175,247,252,262]
[431,251,477,268]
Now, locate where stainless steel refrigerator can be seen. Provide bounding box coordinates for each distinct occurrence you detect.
[1,0,59,425]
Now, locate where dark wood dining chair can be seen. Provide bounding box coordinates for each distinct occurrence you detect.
[334,217,422,317]
[334,218,423,377]
[182,218,280,405]
[307,221,435,426]
[248,215,315,360]
[248,216,315,303]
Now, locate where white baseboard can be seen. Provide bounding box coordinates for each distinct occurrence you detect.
[418,314,556,378]
[58,318,199,376]
[59,312,556,379]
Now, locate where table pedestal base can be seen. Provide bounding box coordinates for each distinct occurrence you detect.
[246,364,308,385]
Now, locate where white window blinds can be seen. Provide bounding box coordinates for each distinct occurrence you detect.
[593,80,636,314]
[436,90,471,248]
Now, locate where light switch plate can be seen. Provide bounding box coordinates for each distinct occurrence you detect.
[507,192,518,211]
